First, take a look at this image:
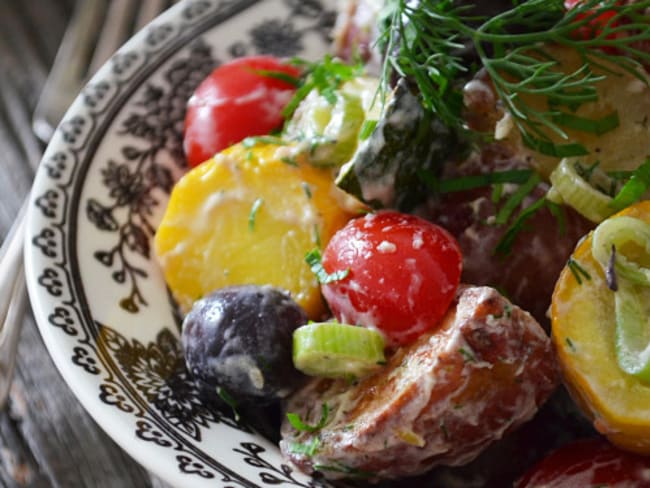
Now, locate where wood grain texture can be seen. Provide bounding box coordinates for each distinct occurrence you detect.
[0,1,172,486]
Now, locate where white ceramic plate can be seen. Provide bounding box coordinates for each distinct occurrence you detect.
[24,1,337,486]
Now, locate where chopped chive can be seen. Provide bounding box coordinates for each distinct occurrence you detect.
[494,196,548,255]
[359,119,378,140]
[609,157,650,212]
[551,110,619,136]
[546,200,567,236]
[289,437,321,456]
[441,169,534,194]
[567,257,592,285]
[286,403,330,433]
[459,346,476,363]
[565,337,577,352]
[242,135,285,148]
[495,172,541,225]
[419,169,535,195]
[252,68,302,87]
[305,248,348,283]
[491,182,504,203]
[522,133,589,158]
[280,156,299,167]
[248,197,264,231]
[302,182,312,199]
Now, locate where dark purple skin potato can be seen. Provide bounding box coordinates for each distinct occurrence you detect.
[427,144,595,328]
[182,284,308,404]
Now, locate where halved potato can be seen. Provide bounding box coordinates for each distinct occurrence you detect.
[551,200,650,453]
[154,142,360,318]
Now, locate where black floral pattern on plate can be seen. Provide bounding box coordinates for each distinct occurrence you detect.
[31,0,337,485]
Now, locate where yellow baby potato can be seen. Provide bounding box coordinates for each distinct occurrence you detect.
[154,142,358,319]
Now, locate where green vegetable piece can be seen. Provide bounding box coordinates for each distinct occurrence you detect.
[293,322,386,379]
[284,77,379,167]
[336,79,465,211]
[547,158,617,223]
[592,216,650,287]
[610,158,650,212]
[592,215,650,381]
[613,280,650,382]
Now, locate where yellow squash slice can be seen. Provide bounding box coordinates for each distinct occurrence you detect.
[552,200,650,454]
[154,142,359,318]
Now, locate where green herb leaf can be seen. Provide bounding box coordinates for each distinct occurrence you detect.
[248,197,264,231]
[567,257,592,285]
[283,55,364,120]
[495,172,541,225]
[242,135,286,148]
[494,196,548,255]
[359,119,378,141]
[609,158,650,212]
[289,437,321,456]
[286,403,330,433]
[429,169,534,194]
[305,248,350,284]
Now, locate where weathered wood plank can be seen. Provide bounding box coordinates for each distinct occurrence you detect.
[0,1,172,486]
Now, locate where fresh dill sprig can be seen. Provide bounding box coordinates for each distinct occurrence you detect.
[380,0,650,155]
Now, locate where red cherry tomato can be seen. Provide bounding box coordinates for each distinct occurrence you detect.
[564,0,623,54]
[516,438,650,488]
[321,211,462,347]
[183,55,300,167]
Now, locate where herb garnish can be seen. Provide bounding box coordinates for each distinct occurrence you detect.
[305,248,350,284]
[242,135,286,148]
[248,197,264,231]
[568,256,592,285]
[609,157,650,212]
[566,337,577,352]
[289,437,321,456]
[283,56,364,120]
[286,403,330,433]
[380,0,650,155]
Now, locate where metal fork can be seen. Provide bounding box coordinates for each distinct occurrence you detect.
[0,0,174,409]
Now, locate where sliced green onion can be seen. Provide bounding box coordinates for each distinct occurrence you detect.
[592,216,650,286]
[548,158,616,223]
[592,215,650,382]
[293,322,385,379]
[613,280,650,382]
[609,158,650,212]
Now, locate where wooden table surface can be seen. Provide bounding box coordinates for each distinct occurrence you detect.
[0,1,173,486]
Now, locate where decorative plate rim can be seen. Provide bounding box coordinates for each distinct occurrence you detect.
[24,1,337,486]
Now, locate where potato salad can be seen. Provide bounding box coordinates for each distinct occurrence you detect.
[153,0,650,485]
